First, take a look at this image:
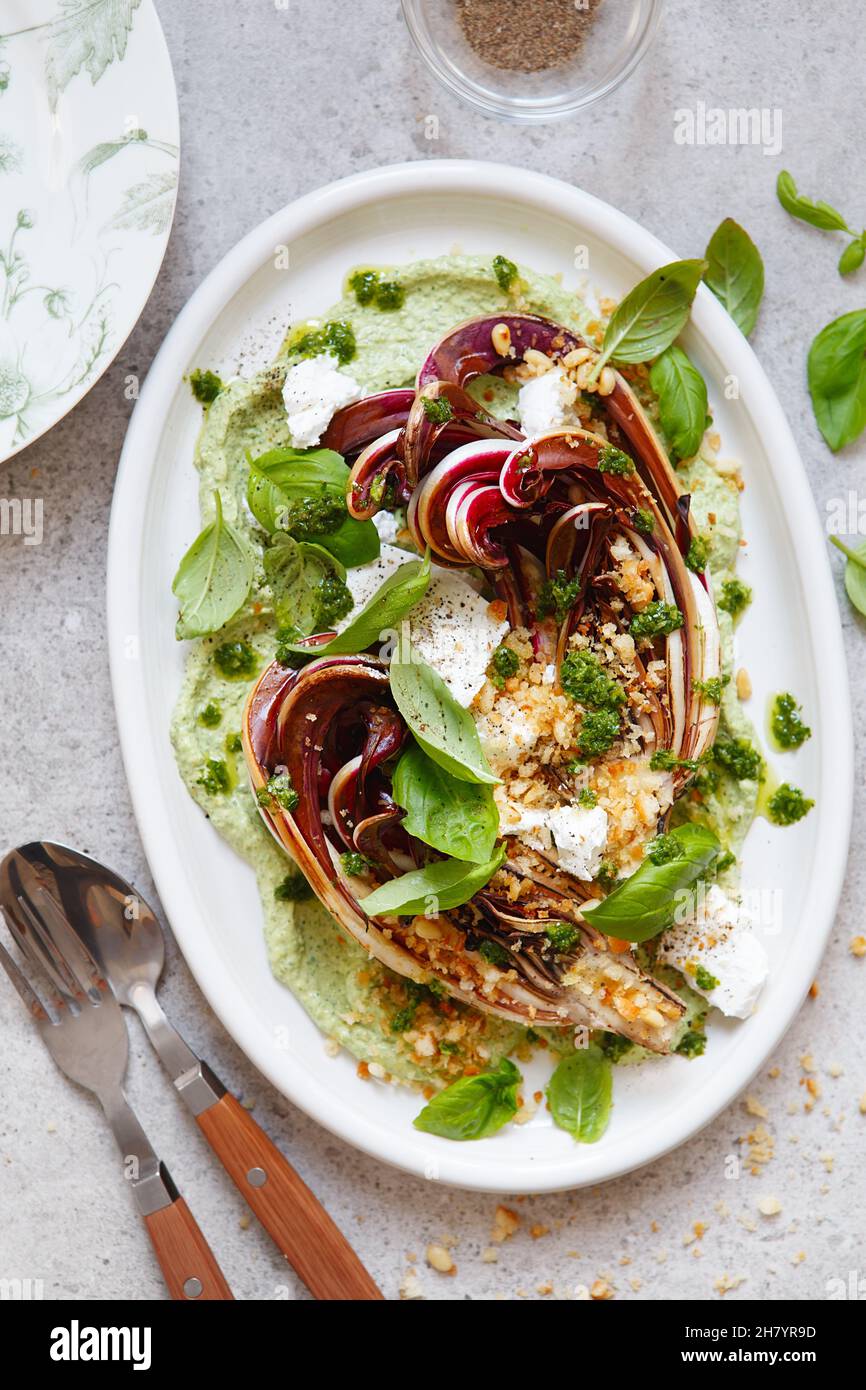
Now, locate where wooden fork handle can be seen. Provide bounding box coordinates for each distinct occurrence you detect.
[196,1093,382,1300]
[143,1197,234,1301]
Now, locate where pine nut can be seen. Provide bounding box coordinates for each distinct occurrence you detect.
[491,322,511,357]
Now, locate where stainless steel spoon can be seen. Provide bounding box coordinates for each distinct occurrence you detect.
[0,841,382,1302]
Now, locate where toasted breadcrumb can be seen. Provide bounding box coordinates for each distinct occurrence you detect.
[399,1269,425,1300]
[744,1094,768,1119]
[740,1122,775,1175]
[491,1205,520,1243]
[590,1279,615,1300]
[714,1272,747,1296]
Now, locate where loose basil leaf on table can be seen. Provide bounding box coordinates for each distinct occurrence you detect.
[547,1045,613,1144]
[703,217,765,337]
[591,259,707,378]
[359,846,506,918]
[581,823,721,941]
[247,446,379,566]
[392,740,499,864]
[776,170,853,233]
[838,234,866,278]
[279,551,431,658]
[807,309,866,452]
[390,644,499,786]
[172,490,253,640]
[413,1057,520,1141]
[263,533,346,635]
[649,345,708,462]
[830,536,866,616]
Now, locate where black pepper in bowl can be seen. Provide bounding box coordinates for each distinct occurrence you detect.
[455,0,601,74]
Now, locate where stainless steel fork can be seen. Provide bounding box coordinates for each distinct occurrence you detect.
[0,888,233,1300]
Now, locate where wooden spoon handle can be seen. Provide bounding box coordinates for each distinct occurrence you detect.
[143,1197,234,1300]
[196,1093,382,1300]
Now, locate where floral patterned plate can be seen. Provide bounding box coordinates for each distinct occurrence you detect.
[0,0,179,462]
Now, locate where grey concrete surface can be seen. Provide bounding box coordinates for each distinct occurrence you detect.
[1,0,864,1302]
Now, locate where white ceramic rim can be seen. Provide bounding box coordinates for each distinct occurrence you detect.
[3,0,180,464]
[400,0,664,123]
[108,160,853,1193]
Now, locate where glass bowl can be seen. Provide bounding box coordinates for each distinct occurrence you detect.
[401,0,663,123]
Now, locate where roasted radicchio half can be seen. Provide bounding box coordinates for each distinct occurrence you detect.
[243,315,724,1054]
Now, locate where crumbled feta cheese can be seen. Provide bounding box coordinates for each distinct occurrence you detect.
[410,572,509,706]
[475,700,542,764]
[657,884,769,1019]
[282,353,361,448]
[517,364,579,438]
[372,509,399,544]
[342,544,406,615]
[502,802,609,881]
[342,545,508,706]
[547,805,608,879]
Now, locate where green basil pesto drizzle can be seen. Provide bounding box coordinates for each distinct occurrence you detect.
[768,691,812,751]
[189,368,224,404]
[347,268,406,312]
[286,319,357,365]
[706,730,815,827]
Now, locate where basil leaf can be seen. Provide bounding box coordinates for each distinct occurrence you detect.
[281,552,431,658]
[413,1057,520,1141]
[830,536,866,617]
[807,309,866,452]
[839,235,866,277]
[315,511,380,567]
[360,846,505,918]
[776,170,852,233]
[250,446,350,490]
[390,643,499,786]
[172,491,253,640]
[246,447,379,567]
[649,346,708,461]
[247,448,349,534]
[263,534,346,634]
[547,1046,612,1143]
[392,741,499,864]
[581,823,720,941]
[595,259,707,372]
[704,218,765,337]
